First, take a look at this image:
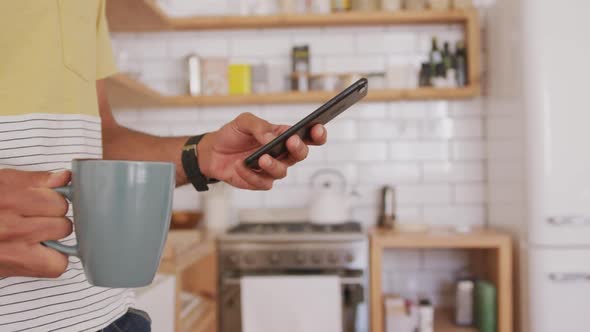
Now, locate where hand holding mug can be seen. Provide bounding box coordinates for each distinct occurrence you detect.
[0,169,73,278]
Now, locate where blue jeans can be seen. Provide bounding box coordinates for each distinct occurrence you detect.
[101,308,151,332]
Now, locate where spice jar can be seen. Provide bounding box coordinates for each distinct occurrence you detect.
[352,0,378,11]
[331,0,352,11]
[429,0,450,10]
[404,0,427,11]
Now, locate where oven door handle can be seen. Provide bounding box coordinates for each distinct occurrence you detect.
[223,276,364,285]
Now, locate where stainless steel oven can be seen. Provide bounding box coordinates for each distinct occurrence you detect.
[218,222,367,332]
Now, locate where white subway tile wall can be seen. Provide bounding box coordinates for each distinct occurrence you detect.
[110,0,489,323]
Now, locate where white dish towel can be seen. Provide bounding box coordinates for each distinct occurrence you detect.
[241,275,343,332]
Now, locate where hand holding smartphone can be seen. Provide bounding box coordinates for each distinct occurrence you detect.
[244,78,368,169]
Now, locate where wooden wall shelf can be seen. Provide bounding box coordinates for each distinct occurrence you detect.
[105,73,480,108]
[106,1,481,106]
[107,1,475,32]
[370,228,513,332]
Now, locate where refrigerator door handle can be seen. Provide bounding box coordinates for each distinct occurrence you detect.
[547,216,590,226]
[548,272,590,282]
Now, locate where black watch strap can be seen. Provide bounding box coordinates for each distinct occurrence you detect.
[182,135,219,192]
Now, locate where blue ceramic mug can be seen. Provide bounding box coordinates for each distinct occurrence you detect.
[43,159,175,288]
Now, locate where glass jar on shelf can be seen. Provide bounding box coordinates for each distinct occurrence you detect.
[452,0,473,8]
[351,0,379,11]
[382,0,402,11]
[429,0,451,10]
[331,0,352,12]
[404,0,427,11]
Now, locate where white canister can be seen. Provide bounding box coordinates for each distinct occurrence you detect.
[202,183,231,234]
[418,299,434,332]
[381,0,402,11]
[312,0,332,13]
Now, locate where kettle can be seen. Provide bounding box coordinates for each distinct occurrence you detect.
[308,169,355,224]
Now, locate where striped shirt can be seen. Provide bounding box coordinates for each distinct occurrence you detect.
[1,1,131,329]
[0,113,134,331]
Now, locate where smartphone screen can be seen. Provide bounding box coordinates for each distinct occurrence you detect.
[244,78,368,169]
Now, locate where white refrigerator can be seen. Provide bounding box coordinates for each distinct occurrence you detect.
[486,0,590,331]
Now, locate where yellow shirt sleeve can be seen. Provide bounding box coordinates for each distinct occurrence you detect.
[96,0,117,79]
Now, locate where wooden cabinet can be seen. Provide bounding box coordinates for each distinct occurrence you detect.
[159,230,217,332]
[370,228,513,332]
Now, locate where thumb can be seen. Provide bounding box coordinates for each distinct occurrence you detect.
[234,113,276,145]
[0,169,71,188]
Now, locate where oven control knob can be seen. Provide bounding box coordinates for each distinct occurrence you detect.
[345,253,354,263]
[227,254,239,265]
[295,253,306,264]
[269,253,280,264]
[311,253,322,264]
[244,254,255,265]
[328,253,338,264]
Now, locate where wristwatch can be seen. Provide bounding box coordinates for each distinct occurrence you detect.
[181,134,219,192]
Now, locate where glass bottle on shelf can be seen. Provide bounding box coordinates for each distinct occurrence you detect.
[429,37,443,73]
[442,41,452,71]
[455,40,468,87]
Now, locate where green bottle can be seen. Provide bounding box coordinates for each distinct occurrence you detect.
[442,41,452,72]
[475,280,497,332]
[456,40,468,86]
[429,37,443,74]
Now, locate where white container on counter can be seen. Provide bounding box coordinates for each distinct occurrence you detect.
[384,296,418,332]
[455,279,475,326]
[418,299,434,332]
[202,183,231,234]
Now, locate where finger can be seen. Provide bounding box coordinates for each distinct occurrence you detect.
[285,135,309,164]
[233,113,276,145]
[234,161,274,190]
[35,245,69,278]
[0,188,69,217]
[28,217,73,243]
[307,124,327,146]
[0,215,72,243]
[258,154,288,180]
[0,242,68,278]
[0,169,71,188]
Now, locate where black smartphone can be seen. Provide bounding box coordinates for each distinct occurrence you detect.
[244,78,368,169]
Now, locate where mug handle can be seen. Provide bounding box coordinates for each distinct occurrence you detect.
[42,185,79,257]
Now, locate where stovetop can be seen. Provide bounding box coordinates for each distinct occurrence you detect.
[227,221,362,235]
